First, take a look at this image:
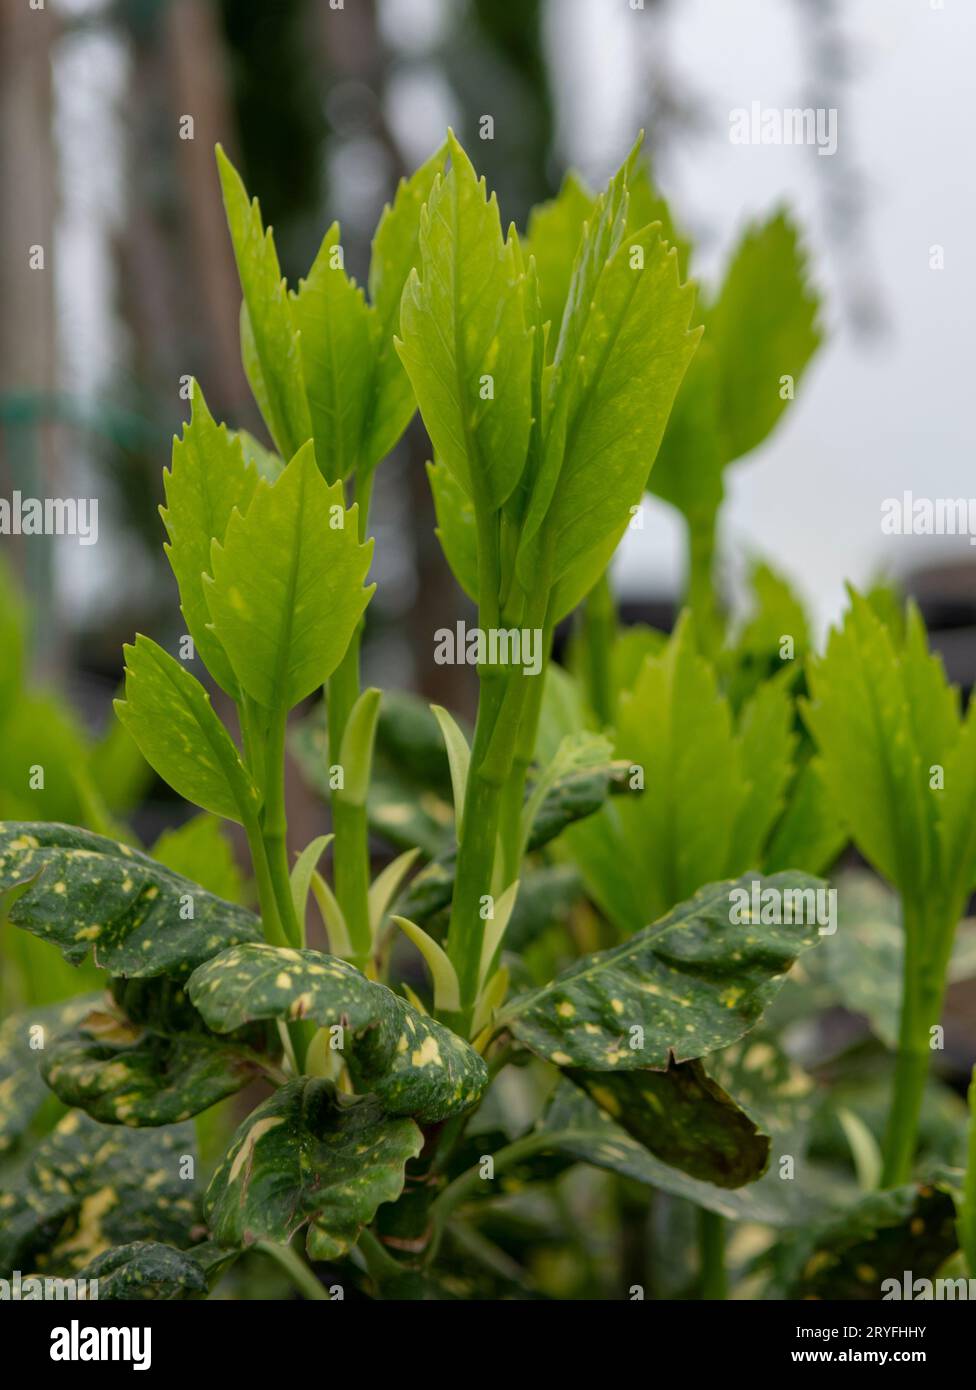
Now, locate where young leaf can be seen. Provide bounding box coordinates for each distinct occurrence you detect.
[396,132,533,513]
[430,704,471,837]
[365,140,448,471]
[204,443,375,711]
[204,1078,422,1260]
[188,943,487,1121]
[802,592,955,901]
[0,823,262,978]
[161,383,261,695]
[114,636,257,823]
[336,687,382,807]
[709,211,821,463]
[499,871,824,1071]
[368,846,421,936]
[216,145,312,461]
[426,459,479,602]
[522,170,595,344]
[290,222,374,482]
[517,218,700,593]
[309,869,353,958]
[290,834,333,930]
[391,914,461,1012]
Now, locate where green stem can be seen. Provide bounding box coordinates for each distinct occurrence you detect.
[428,1130,557,1260]
[880,899,951,1187]
[578,570,616,727]
[255,1240,330,1300]
[357,1228,404,1289]
[687,511,722,653]
[698,1208,727,1299]
[242,815,288,948]
[327,630,372,969]
[262,704,302,949]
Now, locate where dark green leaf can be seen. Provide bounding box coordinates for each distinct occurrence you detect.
[188,943,487,1122]
[0,997,99,1156]
[500,871,824,1070]
[41,989,263,1127]
[76,1241,208,1300]
[204,1077,422,1259]
[0,822,262,978]
[0,1110,197,1277]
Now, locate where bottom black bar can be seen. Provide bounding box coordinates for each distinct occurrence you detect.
[0,1298,971,1375]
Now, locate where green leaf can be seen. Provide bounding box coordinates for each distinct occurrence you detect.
[365,140,448,471]
[0,823,262,978]
[204,443,374,711]
[803,592,956,900]
[784,1176,960,1300]
[75,1241,209,1300]
[290,834,332,929]
[520,731,614,862]
[426,458,479,602]
[540,1080,810,1221]
[88,711,153,818]
[151,814,248,905]
[518,155,700,591]
[430,704,471,837]
[500,871,824,1070]
[391,915,461,1012]
[567,1060,768,1187]
[728,674,796,869]
[397,132,533,513]
[204,1077,422,1259]
[114,635,256,823]
[0,997,99,1156]
[161,382,261,694]
[41,987,264,1127]
[216,145,312,460]
[0,690,91,826]
[763,755,846,877]
[0,1110,198,1278]
[709,211,821,462]
[336,687,381,807]
[523,170,595,345]
[230,428,283,481]
[576,613,746,927]
[290,222,374,482]
[188,943,487,1122]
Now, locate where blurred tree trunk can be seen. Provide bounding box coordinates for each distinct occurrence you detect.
[0,0,59,668]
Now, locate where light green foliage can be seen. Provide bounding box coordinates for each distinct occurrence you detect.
[115,636,257,823]
[204,444,374,711]
[398,132,533,514]
[151,814,247,905]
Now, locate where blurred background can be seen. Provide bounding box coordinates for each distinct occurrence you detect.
[1,0,974,838]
